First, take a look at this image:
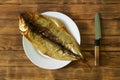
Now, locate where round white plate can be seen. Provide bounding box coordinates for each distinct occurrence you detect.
[22,11,81,70]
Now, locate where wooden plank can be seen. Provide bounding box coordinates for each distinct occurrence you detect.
[81,35,120,45]
[0,19,120,36]
[77,0,120,4]
[0,35,22,50]
[0,5,37,20]
[0,51,34,67]
[0,4,37,12]
[0,50,120,67]
[22,0,120,4]
[85,51,120,67]
[0,66,54,80]
[0,4,120,19]
[76,19,120,35]
[53,67,120,80]
[0,35,120,51]
[0,67,120,80]
[81,36,120,51]
[0,20,19,35]
[81,43,120,51]
[0,0,20,4]
[0,0,120,4]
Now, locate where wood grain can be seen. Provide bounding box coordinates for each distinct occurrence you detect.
[0,4,120,19]
[0,0,120,4]
[0,35,22,50]
[0,51,120,67]
[0,19,120,35]
[0,35,120,51]
[0,67,120,80]
[0,0,120,80]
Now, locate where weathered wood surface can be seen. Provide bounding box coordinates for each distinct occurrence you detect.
[0,0,120,4]
[0,0,120,80]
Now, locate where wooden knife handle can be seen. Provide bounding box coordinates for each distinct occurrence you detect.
[95,46,99,66]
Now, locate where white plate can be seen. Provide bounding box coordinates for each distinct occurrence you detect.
[22,11,81,70]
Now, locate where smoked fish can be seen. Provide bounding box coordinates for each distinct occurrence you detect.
[19,12,84,61]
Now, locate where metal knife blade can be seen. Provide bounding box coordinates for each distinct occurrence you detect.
[95,13,101,40]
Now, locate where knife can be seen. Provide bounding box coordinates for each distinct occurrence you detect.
[95,13,101,66]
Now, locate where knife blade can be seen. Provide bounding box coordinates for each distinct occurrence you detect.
[95,13,101,66]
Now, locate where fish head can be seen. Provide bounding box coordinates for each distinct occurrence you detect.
[19,13,30,34]
[19,12,40,34]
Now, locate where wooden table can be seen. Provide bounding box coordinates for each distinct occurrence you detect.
[0,0,120,80]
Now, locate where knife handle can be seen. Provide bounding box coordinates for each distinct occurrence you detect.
[95,46,99,66]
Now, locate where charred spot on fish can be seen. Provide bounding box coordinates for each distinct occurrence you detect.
[38,28,48,34]
[41,30,57,41]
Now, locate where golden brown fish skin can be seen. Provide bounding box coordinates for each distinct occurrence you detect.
[19,12,84,60]
[27,30,79,60]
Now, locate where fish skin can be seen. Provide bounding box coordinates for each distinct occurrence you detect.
[19,12,84,60]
